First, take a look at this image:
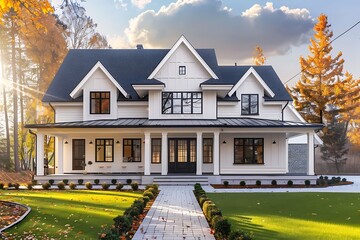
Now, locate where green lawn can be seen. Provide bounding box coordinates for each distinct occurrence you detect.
[0,190,142,239]
[208,192,360,240]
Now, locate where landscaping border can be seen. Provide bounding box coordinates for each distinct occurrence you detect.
[0,201,31,234]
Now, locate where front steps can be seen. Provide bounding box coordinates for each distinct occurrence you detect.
[152,176,209,185]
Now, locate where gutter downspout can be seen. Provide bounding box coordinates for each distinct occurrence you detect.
[281,101,290,121]
[29,129,37,174]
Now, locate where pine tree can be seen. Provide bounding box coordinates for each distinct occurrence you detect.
[290,14,344,124]
[252,45,266,66]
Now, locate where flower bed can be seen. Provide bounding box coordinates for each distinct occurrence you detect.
[0,201,30,231]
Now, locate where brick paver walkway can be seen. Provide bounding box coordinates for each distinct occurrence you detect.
[133,186,215,240]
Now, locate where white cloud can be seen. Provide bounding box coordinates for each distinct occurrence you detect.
[114,0,128,10]
[121,0,314,63]
[131,0,151,9]
[107,35,131,48]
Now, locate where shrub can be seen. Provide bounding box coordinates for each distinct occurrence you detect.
[27,182,33,190]
[0,183,5,190]
[69,182,77,190]
[215,218,231,238]
[143,190,155,200]
[42,182,51,190]
[324,176,329,180]
[8,183,13,188]
[131,182,139,191]
[203,201,215,218]
[208,208,222,221]
[124,206,141,218]
[78,179,84,185]
[85,182,93,190]
[116,183,124,191]
[211,215,223,228]
[146,187,157,195]
[49,179,54,185]
[126,179,132,185]
[335,177,341,183]
[342,178,347,182]
[256,180,261,186]
[319,175,324,180]
[223,180,229,187]
[287,180,293,187]
[142,196,150,205]
[63,179,69,185]
[102,183,110,190]
[229,230,253,240]
[111,179,117,185]
[31,179,38,185]
[146,184,159,192]
[305,180,311,186]
[14,183,20,190]
[199,197,209,208]
[113,215,132,235]
[240,181,246,186]
[271,180,277,186]
[94,179,100,185]
[57,181,66,190]
[132,199,145,212]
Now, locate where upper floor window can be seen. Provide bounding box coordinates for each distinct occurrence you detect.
[234,138,263,164]
[179,66,186,75]
[162,92,202,114]
[95,139,114,162]
[241,94,258,115]
[90,92,110,114]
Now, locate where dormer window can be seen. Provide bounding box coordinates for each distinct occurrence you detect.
[241,94,258,115]
[162,92,202,114]
[179,66,186,75]
[90,91,110,114]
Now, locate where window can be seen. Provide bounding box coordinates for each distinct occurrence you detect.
[241,94,258,115]
[179,66,186,75]
[151,138,161,163]
[90,92,110,114]
[234,138,263,164]
[95,139,114,162]
[203,138,213,163]
[123,139,141,162]
[162,92,202,114]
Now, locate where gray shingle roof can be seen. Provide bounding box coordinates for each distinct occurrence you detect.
[26,118,322,129]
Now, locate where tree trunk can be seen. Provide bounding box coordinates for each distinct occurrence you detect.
[11,19,20,172]
[18,38,25,170]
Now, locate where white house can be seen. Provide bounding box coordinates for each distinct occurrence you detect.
[27,36,322,184]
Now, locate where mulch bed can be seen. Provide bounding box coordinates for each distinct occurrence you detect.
[211,181,353,189]
[0,201,28,230]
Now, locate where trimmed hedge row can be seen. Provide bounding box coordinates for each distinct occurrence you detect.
[194,183,252,240]
[99,184,159,239]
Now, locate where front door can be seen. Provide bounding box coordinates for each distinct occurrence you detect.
[72,139,85,170]
[168,139,196,173]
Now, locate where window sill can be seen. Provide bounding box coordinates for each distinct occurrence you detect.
[233,163,264,165]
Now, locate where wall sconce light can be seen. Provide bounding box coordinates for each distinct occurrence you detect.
[273,140,276,144]
[116,140,120,144]
[89,141,93,145]
[222,141,227,144]
[64,140,68,144]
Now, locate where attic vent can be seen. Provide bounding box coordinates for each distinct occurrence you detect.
[136,44,144,49]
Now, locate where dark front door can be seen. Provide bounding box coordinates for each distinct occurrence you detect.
[72,139,85,170]
[168,139,196,173]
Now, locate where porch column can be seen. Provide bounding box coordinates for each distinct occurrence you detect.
[213,131,220,175]
[161,132,168,175]
[36,133,45,176]
[55,136,64,174]
[285,138,289,173]
[144,132,151,175]
[196,132,203,175]
[307,131,315,175]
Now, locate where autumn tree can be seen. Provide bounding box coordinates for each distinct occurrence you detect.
[60,2,110,49]
[252,45,266,66]
[290,14,344,125]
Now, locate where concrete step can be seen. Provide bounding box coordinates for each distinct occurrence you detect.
[153,176,209,185]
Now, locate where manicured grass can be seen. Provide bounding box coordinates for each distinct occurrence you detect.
[208,192,360,240]
[0,190,141,239]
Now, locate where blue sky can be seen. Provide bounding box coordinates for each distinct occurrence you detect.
[52,0,360,85]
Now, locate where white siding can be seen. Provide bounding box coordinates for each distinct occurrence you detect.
[55,105,82,122]
[117,102,148,118]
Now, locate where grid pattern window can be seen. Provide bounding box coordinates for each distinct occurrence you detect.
[123,139,141,162]
[179,66,186,75]
[95,139,114,162]
[90,92,110,114]
[203,138,213,163]
[234,138,264,164]
[162,92,202,114]
[151,138,161,164]
[241,94,259,115]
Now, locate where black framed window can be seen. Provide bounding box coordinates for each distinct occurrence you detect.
[151,138,161,164]
[203,138,213,163]
[179,66,186,75]
[95,139,114,162]
[241,94,259,115]
[90,92,110,114]
[234,138,263,164]
[123,139,141,162]
[162,92,202,114]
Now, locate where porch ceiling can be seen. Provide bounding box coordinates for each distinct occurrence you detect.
[26,118,323,129]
